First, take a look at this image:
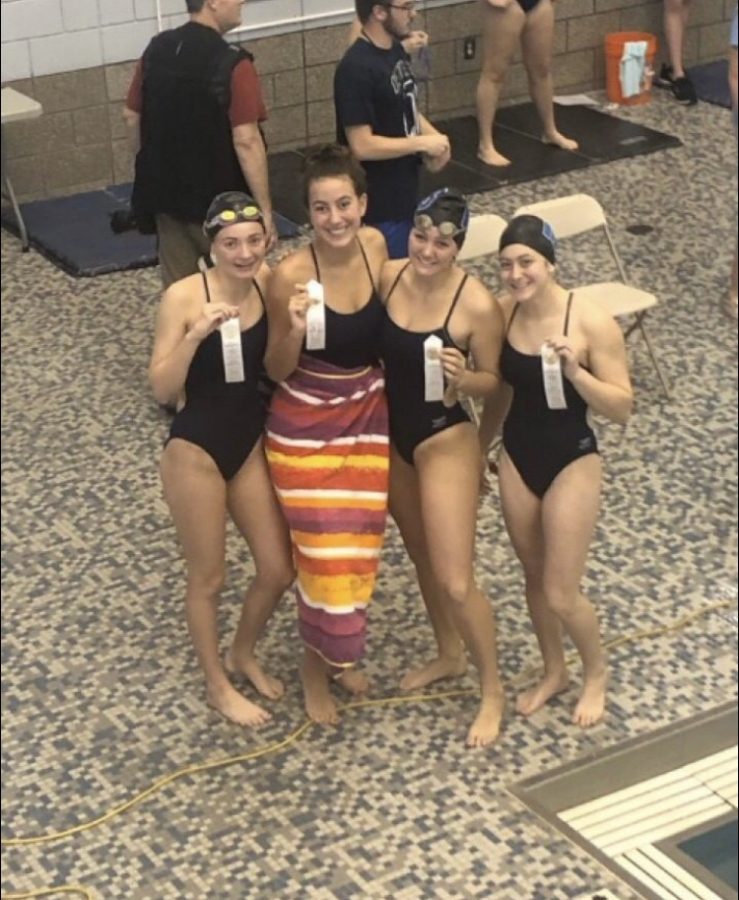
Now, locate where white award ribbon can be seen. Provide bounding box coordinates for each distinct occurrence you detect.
[219,317,245,383]
[424,334,445,403]
[305,279,326,351]
[541,342,567,409]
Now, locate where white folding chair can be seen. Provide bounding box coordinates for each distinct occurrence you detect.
[513,193,670,398]
[458,213,508,262]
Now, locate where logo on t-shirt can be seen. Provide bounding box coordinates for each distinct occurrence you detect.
[390,58,419,138]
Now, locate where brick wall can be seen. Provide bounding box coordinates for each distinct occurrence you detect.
[3,0,734,201]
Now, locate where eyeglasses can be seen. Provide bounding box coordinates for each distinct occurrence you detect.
[384,2,418,12]
[414,214,464,237]
[204,204,263,230]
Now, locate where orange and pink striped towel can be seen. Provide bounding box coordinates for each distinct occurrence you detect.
[266,356,389,668]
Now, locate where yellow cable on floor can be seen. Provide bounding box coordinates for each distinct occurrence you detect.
[1,599,735,900]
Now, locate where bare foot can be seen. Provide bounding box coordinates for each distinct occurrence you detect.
[723,294,738,320]
[516,670,570,716]
[301,653,339,726]
[224,647,284,700]
[335,668,370,696]
[400,653,467,692]
[206,682,271,728]
[542,131,579,152]
[572,668,607,728]
[477,146,511,167]
[466,690,506,748]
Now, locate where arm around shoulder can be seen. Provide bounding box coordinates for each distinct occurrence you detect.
[458,278,504,398]
[263,255,305,382]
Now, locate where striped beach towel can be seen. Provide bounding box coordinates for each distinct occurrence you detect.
[266,356,390,668]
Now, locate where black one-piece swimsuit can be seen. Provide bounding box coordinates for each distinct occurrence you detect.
[499,292,598,499]
[167,272,268,480]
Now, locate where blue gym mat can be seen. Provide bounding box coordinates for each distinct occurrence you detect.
[0,182,301,278]
[687,59,731,108]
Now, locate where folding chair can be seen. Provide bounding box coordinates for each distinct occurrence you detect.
[513,193,670,398]
[457,213,508,262]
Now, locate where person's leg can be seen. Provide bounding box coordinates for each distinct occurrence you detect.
[660,0,697,103]
[540,454,606,727]
[389,445,467,691]
[225,439,295,701]
[155,214,210,288]
[160,439,271,727]
[520,0,578,151]
[476,2,527,166]
[664,0,690,77]
[415,425,505,747]
[497,451,569,715]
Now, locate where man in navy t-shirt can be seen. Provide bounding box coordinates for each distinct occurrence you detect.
[334,0,451,258]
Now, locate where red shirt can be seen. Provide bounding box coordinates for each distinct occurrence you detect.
[125,56,267,127]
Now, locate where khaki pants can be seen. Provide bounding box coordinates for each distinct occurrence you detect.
[155,213,210,288]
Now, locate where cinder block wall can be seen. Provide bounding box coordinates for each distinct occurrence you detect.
[3,0,733,201]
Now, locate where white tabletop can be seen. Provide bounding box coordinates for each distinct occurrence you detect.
[1,87,43,124]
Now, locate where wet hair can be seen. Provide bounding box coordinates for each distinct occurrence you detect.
[413,188,470,248]
[498,215,557,264]
[202,191,265,241]
[303,144,367,206]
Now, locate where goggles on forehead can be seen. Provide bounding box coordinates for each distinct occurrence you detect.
[205,204,263,232]
[413,213,465,237]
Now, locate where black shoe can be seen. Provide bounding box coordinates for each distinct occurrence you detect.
[654,63,674,89]
[671,75,697,105]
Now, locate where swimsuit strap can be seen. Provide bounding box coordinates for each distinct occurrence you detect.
[309,243,321,281]
[385,261,411,302]
[202,270,213,304]
[505,302,520,336]
[253,279,266,310]
[442,273,469,333]
[563,291,574,336]
[356,237,378,294]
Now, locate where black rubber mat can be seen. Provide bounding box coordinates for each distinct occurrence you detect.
[270,102,681,224]
[493,102,683,160]
[686,59,732,108]
[1,182,302,277]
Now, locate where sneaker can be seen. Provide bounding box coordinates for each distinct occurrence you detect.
[654,63,674,88]
[671,75,697,105]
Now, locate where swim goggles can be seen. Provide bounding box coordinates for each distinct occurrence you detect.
[204,204,263,231]
[413,213,465,237]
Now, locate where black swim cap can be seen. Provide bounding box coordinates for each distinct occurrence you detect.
[498,215,557,264]
[413,188,470,248]
[203,191,265,240]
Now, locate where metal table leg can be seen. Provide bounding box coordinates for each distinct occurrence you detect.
[1,126,30,252]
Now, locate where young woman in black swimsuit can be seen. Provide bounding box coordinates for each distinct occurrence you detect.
[380,189,506,747]
[480,215,633,727]
[477,0,578,167]
[149,192,294,728]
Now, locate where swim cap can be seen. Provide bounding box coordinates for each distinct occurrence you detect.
[498,214,557,264]
[203,192,265,240]
[413,188,470,248]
